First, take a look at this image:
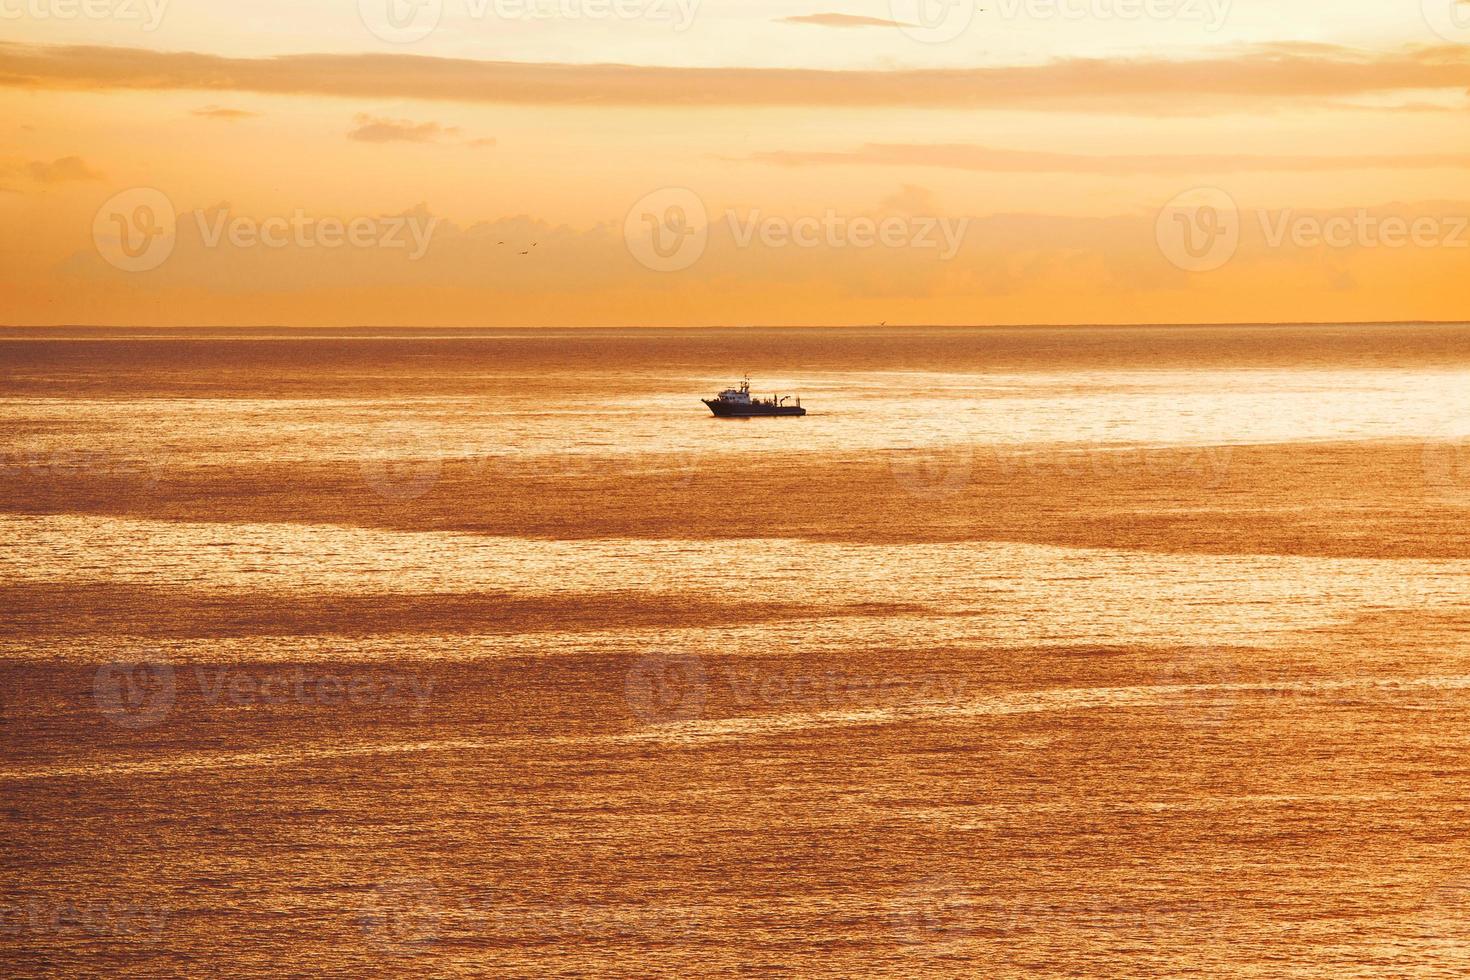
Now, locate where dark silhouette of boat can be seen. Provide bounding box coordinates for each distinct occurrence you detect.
[702,378,805,417]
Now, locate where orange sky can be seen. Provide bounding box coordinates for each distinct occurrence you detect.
[2,2,1469,325]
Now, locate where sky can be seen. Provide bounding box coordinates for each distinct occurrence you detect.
[1,0,1469,325]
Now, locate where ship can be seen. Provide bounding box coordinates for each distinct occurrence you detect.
[702,378,806,417]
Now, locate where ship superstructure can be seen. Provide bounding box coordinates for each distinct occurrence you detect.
[702,378,806,417]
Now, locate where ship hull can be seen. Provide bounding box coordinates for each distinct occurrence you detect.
[703,400,806,417]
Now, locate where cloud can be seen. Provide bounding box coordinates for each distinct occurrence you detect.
[754,143,1470,174]
[348,114,459,143]
[192,105,257,120]
[780,13,912,27]
[25,155,103,182]
[467,137,497,148]
[4,42,1470,114]
[879,184,937,214]
[44,200,1470,327]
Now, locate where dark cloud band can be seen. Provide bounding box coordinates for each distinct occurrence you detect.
[2,41,1468,112]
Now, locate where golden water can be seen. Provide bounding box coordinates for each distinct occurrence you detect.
[4,325,1470,976]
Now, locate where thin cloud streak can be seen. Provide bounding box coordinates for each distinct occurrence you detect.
[779,13,914,27]
[25,156,103,182]
[191,105,257,120]
[348,114,458,143]
[753,143,1470,174]
[3,42,1470,112]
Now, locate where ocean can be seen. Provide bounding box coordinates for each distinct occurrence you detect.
[3,324,1470,977]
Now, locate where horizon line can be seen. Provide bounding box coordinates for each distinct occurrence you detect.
[3,320,1468,333]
